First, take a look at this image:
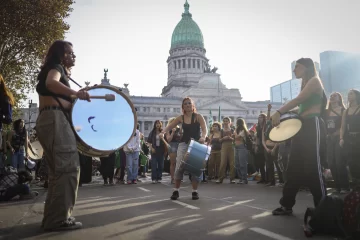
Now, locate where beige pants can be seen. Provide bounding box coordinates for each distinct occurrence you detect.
[208,150,221,178]
[218,142,235,182]
[36,110,80,230]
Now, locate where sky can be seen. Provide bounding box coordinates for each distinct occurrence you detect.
[29,0,360,104]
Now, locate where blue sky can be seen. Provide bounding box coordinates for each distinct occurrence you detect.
[29,0,360,103]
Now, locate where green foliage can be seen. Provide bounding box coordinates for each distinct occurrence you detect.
[0,0,75,109]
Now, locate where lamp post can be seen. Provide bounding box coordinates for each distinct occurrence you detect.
[28,99,32,131]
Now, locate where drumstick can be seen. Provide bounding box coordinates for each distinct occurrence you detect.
[70,94,115,101]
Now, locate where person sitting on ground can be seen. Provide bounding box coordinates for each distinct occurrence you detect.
[0,166,38,201]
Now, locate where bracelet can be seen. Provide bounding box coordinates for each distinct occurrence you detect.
[276,110,282,115]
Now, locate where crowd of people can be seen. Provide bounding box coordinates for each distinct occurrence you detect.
[0,40,359,237]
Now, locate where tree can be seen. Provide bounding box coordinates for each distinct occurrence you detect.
[0,0,74,110]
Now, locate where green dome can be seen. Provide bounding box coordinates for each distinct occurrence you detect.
[171,1,204,50]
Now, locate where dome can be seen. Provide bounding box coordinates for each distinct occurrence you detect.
[171,1,204,50]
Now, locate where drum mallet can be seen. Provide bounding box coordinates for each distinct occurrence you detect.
[71,94,115,101]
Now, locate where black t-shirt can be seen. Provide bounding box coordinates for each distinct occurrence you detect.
[36,64,72,102]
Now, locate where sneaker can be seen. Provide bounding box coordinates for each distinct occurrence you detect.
[48,220,82,231]
[152,180,156,184]
[127,180,132,184]
[132,180,137,184]
[272,206,293,216]
[230,180,236,184]
[171,191,179,200]
[192,192,199,200]
[103,181,108,186]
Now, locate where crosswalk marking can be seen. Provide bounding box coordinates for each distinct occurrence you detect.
[249,228,294,240]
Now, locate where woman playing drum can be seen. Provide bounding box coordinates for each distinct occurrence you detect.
[35,40,90,231]
[159,97,207,200]
[271,58,327,216]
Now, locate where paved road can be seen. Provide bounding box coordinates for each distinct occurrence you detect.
[0,175,335,240]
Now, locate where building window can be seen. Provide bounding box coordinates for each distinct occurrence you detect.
[182,59,186,68]
[197,60,200,69]
[173,108,177,112]
[143,107,146,112]
[157,108,160,112]
[193,59,196,68]
[174,61,177,69]
[145,123,149,131]
[188,59,191,68]
[178,60,181,69]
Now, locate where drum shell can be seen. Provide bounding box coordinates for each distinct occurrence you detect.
[183,140,211,177]
[27,141,44,161]
[71,85,137,158]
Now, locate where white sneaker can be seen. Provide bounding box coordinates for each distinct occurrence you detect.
[152,180,156,184]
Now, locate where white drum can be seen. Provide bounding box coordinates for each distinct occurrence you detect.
[269,112,302,142]
[71,85,137,157]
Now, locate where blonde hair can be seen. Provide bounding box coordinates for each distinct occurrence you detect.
[0,74,15,106]
[168,117,179,128]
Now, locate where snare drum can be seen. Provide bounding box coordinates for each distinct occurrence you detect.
[71,85,137,157]
[182,140,211,177]
[269,112,302,142]
[27,140,44,161]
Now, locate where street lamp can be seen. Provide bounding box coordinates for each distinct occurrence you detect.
[28,99,32,131]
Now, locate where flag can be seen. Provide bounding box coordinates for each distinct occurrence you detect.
[249,123,257,132]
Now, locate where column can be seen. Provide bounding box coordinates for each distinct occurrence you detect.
[141,121,144,133]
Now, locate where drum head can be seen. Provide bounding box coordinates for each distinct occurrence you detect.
[28,141,43,160]
[72,86,137,157]
[269,119,302,142]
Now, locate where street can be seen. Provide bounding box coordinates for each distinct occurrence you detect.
[0,175,334,240]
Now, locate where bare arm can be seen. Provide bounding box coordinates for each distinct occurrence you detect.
[261,129,267,150]
[46,69,77,97]
[277,78,322,114]
[197,114,208,139]
[162,116,182,134]
[165,130,175,142]
[25,131,29,155]
[340,110,347,140]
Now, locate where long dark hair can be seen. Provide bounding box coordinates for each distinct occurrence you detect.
[13,119,25,132]
[152,120,163,132]
[296,58,321,90]
[236,118,249,135]
[38,40,73,80]
[348,89,360,107]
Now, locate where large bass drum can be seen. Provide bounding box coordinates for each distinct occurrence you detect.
[71,85,137,158]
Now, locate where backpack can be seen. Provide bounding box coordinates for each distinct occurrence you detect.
[303,195,347,238]
[343,190,360,238]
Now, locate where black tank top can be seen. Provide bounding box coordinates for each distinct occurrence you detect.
[326,108,344,134]
[346,106,360,133]
[36,64,73,102]
[180,113,200,144]
[169,128,181,143]
[11,130,26,152]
